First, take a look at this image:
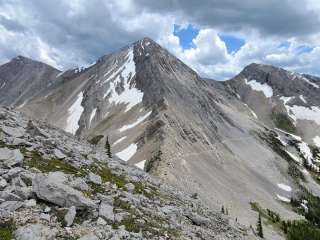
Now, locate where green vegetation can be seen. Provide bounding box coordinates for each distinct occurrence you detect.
[251,199,320,240]
[88,163,127,189]
[256,213,264,238]
[287,221,320,240]
[287,163,305,182]
[0,219,15,240]
[271,112,296,133]
[88,135,104,145]
[23,150,84,176]
[145,150,162,173]
[132,181,160,199]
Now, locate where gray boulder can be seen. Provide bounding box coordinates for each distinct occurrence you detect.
[0,148,24,168]
[78,233,99,240]
[64,206,77,227]
[0,200,23,211]
[88,172,102,185]
[1,126,25,138]
[98,202,114,221]
[32,173,96,209]
[15,224,57,240]
[53,149,66,159]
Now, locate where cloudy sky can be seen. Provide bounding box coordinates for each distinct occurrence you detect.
[1,0,320,80]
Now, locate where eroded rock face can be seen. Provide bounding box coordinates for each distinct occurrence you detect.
[32,173,96,209]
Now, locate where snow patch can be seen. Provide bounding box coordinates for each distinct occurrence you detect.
[276,194,291,203]
[275,128,302,141]
[135,160,146,170]
[103,48,144,112]
[112,136,127,146]
[0,82,6,89]
[299,95,307,103]
[65,92,84,135]
[277,183,292,192]
[301,76,319,89]
[119,111,152,132]
[286,150,302,164]
[298,141,313,165]
[244,79,273,98]
[89,108,97,126]
[313,136,320,148]
[56,71,65,78]
[116,144,137,161]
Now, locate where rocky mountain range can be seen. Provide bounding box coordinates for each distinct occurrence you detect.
[1,37,320,239]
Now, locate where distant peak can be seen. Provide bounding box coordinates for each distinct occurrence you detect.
[11,55,35,64]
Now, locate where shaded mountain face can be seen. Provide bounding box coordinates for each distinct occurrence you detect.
[228,63,320,148]
[0,56,60,106]
[1,38,320,238]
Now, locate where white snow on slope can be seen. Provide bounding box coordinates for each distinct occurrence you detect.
[56,71,65,78]
[286,150,302,164]
[288,106,320,125]
[245,79,273,98]
[280,97,320,125]
[112,136,127,146]
[277,183,292,192]
[298,141,313,165]
[313,136,320,148]
[299,95,307,103]
[275,128,302,141]
[135,160,146,170]
[89,108,97,126]
[65,92,84,134]
[301,76,319,89]
[275,135,287,146]
[116,144,137,161]
[276,194,291,203]
[119,111,152,132]
[103,48,144,112]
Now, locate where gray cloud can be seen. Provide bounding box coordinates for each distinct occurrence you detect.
[136,0,320,37]
[0,0,320,79]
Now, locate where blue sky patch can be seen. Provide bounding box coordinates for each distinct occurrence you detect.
[174,24,199,49]
[295,45,313,54]
[219,34,245,54]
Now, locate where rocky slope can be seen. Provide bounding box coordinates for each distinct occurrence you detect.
[228,63,320,148]
[0,56,60,107]
[0,106,256,239]
[1,38,320,239]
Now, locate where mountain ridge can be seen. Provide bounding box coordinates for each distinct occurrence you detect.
[1,37,320,239]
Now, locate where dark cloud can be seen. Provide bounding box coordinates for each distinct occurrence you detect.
[136,0,320,36]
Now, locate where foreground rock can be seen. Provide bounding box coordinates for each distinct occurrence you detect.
[0,148,24,168]
[0,106,256,240]
[15,224,57,240]
[32,173,96,209]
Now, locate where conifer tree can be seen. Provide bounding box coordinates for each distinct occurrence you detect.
[256,214,264,238]
[105,136,112,158]
[221,206,225,214]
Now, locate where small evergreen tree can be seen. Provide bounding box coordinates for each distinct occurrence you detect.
[105,136,112,158]
[256,214,264,238]
[221,206,225,214]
